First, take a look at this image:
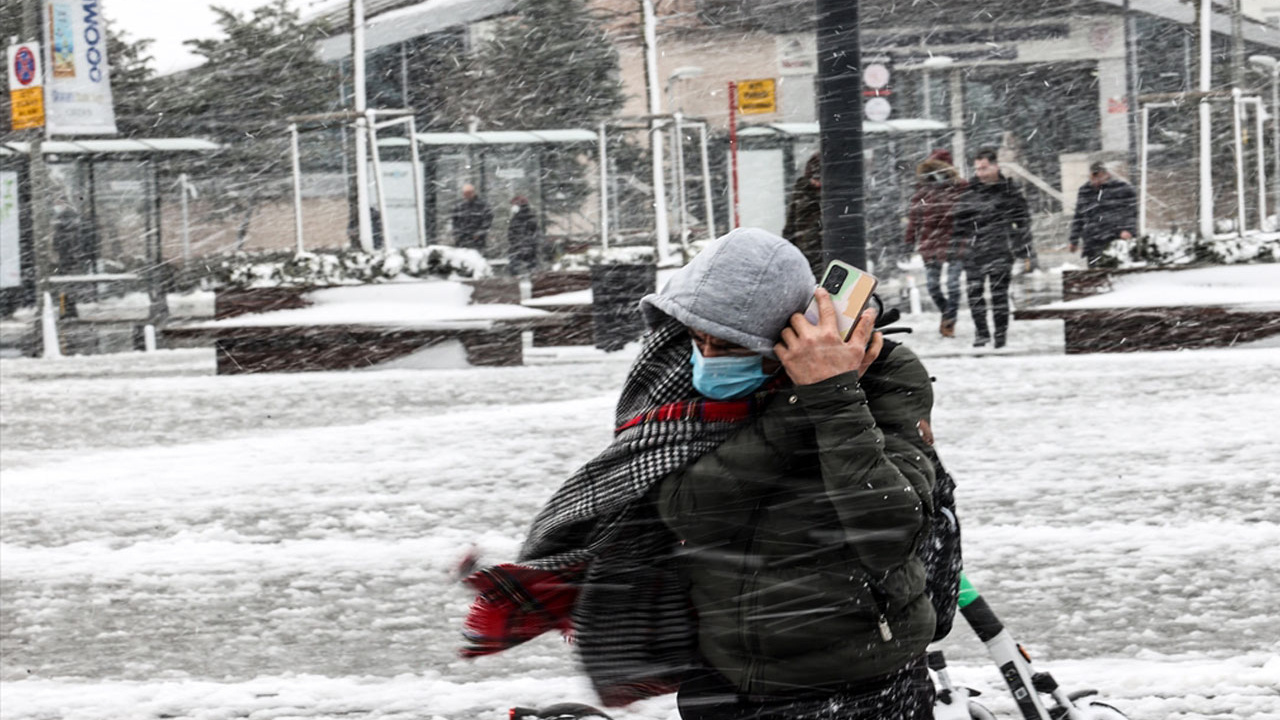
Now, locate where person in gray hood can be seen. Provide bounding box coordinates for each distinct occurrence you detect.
[644,228,938,719]
[460,228,936,719]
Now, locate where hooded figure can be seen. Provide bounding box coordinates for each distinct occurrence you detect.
[461,228,938,720]
[904,148,967,336]
[781,153,824,277]
[506,196,541,275]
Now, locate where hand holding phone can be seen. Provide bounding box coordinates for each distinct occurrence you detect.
[777,286,883,386]
[803,261,879,342]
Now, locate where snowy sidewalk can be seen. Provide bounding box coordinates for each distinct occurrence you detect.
[2,316,1278,719]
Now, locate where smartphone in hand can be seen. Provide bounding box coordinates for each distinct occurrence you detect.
[803,260,878,342]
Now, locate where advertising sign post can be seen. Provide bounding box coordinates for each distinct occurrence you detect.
[42,0,118,135]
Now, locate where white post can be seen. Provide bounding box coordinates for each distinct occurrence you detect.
[698,121,716,241]
[143,324,157,353]
[352,0,374,252]
[641,0,671,262]
[179,173,192,262]
[1250,98,1267,230]
[1232,88,1247,236]
[674,111,689,253]
[290,124,305,254]
[407,115,427,248]
[41,292,61,359]
[367,113,389,249]
[1273,70,1279,227]
[1139,104,1150,236]
[1198,0,1215,240]
[598,121,610,250]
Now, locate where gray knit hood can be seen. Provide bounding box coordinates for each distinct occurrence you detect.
[639,228,817,359]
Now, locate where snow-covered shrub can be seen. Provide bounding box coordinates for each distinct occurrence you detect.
[1099,231,1279,268]
[555,244,658,270]
[210,246,491,289]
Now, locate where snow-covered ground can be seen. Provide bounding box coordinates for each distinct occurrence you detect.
[2,311,1278,720]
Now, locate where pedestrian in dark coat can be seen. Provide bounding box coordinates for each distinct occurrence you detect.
[506,196,540,276]
[781,153,824,278]
[451,183,493,253]
[905,148,967,337]
[952,147,1033,348]
[459,229,937,719]
[1069,161,1137,267]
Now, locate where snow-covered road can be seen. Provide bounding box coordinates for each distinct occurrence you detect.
[2,315,1278,719]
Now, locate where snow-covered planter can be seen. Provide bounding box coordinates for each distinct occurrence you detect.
[555,244,657,270]
[210,246,491,289]
[1098,231,1279,269]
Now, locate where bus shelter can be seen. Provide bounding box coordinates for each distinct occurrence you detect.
[0,138,220,316]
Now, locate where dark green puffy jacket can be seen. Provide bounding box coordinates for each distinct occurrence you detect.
[656,346,936,695]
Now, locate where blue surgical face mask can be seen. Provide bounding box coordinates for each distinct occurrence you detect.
[690,342,772,400]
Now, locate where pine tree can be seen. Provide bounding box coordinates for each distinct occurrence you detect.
[154,0,341,249]
[449,0,625,130]
[440,0,625,218]
[106,25,160,137]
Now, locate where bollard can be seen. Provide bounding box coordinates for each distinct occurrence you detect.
[907,277,923,315]
[41,292,62,359]
[144,324,158,353]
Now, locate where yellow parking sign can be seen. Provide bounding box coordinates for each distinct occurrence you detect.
[736,78,776,115]
[10,87,45,130]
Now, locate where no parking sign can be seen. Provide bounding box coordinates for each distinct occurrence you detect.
[7,42,45,130]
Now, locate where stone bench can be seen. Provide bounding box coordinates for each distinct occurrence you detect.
[1014,265,1280,354]
[166,283,563,373]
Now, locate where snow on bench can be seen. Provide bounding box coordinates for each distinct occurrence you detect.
[1014,264,1280,353]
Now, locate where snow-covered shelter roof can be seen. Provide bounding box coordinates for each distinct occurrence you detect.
[737,120,950,137]
[377,129,598,148]
[0,138,221,156]
[316,0,514,61]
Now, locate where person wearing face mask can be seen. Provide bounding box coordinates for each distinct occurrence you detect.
[506,196,541,276]
[460,228,936,719]
[905,149,967,338]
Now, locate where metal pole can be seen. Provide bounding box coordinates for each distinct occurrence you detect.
[728,81,740,229]
[950,69,966,178]
[1198,0,1215,240]
[1250,97,1267,230]
[640,0,671,262]
[407,116,427,248]
[698,121,716,241]
[1139,104,1150,235]
[367,113,389,248]
[674,111,689,252]
[1273,70,1280,228]
[922,69,932,146]
[599,121,609,250]
[290,125,305,253]
[180,173,192,261]
[816,0,866,269]
[1232,88,1246,236]
[22,0,54,353]
[1124,0,1141,175]
[351,0,373,251]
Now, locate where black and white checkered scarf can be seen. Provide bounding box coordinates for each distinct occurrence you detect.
[515,317,766,706]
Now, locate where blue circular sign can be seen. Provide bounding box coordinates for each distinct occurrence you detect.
[13,46,37,86]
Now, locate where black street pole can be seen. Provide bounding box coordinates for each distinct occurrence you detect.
[815,0,865,271]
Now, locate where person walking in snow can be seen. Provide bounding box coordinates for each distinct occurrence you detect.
[1069,161,1137,268]
[952,147,1034,349]
[461,228,938,719]
[451,183,494,254]
[905,148,968,338]
[782,153,825,278]
[506,196,541,276]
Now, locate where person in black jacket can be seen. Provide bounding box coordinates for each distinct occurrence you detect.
[1069,161,1137,267]
[506,196,541,276]
[952,147,1033,349]
[451,183,494,253]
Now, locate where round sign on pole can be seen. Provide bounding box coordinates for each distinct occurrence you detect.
[13,47,37,86]
[863,63,891,90]
[865,96,892,122]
